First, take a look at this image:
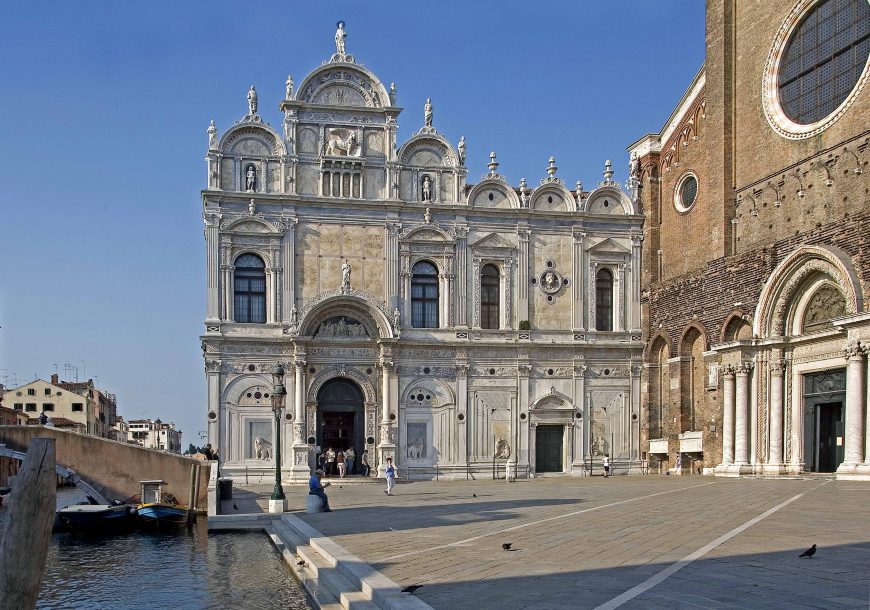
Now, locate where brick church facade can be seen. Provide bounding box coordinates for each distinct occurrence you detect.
[631,0,870,478]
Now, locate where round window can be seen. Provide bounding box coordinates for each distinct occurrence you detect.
[763,0,870,139]
[675,173,698,213]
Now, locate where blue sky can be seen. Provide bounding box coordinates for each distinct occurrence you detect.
[0,2,705,444]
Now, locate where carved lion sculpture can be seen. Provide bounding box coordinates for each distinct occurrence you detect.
[406,438,425,460]
[254,436,272,460]
[325,130,359,157]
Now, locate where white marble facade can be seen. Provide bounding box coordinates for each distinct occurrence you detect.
[201,25,644,481]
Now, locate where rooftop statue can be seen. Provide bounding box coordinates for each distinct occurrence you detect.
[335,21,347,55]
[424,98,433,128]
[247,85,258,115]
[285,74,294,99]
[207,120,217,150]
[458,136,466,165]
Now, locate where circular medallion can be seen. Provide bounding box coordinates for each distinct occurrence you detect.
[539,269,564,294]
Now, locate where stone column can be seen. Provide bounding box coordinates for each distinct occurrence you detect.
[734,362,752,466]
[265,267,276,324]
[205,212,221,322]
[765,360,785,472]
[377,357,396,477]
[864,343,870,466]
[837,342,866,474]
[572,231,584,330]
[720,365,735,467]
[206,365,222,453]
[222,264,235,321]
[629,234,643,332]
[281,219,297,323]
[385,221,400,310]
[518,227,530,326]
[456,362,469,465]
[455,224,468,326]
[289,359,310,480]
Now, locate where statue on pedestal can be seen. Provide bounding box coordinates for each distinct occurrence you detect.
[207,120,217,149]
[422,175,432,202]
[335,21,347,55]
[341,260,351,291]
[458,136,466,165]
[424,98,433,128]
[247,85,258,115]
[285,74,294,99]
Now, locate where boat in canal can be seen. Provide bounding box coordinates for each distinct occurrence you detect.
[136,480,189,528]
[56,502,136,531]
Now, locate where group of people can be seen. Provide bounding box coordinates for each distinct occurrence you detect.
[309,456,396,512]
[318,447,370,478]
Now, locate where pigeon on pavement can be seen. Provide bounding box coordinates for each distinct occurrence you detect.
[473,493,477,498]
[233,502,239,510]
[799,544,817,558]
[502,543,513,551]
[402,585,423,593]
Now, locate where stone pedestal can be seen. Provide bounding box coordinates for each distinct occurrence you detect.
[288,439,312,481]
[268,498,286,513]
[377,422,396,478]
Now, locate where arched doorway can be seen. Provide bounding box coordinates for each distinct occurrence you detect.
[317,378,364,475]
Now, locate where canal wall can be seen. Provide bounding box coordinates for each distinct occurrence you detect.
[0,426,211,508]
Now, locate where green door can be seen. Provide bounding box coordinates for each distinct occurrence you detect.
[535,425,563,473]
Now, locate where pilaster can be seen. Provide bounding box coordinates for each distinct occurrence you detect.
[837,341,869,478]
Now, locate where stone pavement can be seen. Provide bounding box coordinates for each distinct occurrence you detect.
[234,476,870,609]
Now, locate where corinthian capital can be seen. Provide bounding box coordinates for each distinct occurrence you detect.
[735,361,754,374]
[844,340,863,359]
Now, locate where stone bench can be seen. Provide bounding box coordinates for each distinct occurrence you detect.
[306,494,324,513]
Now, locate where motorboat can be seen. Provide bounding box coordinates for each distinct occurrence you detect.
[57,501,135,531]
[136,480,189,528]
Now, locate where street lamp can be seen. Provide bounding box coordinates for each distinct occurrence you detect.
[270,363,287,504]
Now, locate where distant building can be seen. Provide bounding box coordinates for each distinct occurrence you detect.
[127,419,182,453]
[5,378,101,435]
[54,375,117,438]
[111,415,130,443]
[0,405,28,426]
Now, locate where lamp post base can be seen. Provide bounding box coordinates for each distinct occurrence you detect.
[268,498,286,514]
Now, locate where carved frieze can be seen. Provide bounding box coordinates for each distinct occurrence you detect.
[396,365,456,378]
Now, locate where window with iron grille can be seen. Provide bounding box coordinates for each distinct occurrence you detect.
[779,0,870,124]
[411,261,439,328]
[480,264,500,329]
[234,254,267,323]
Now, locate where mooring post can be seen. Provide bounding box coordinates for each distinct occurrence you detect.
[187,463,197,528]
[0,438,57,610]
[192,463,202,516]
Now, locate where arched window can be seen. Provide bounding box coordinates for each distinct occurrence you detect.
[234,254,266,323]
[595,268,613,331]
[411,261,439,328]
[480,264,500,329]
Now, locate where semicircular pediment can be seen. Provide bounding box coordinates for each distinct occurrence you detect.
[220,124,285,157]
[297,65,389,108]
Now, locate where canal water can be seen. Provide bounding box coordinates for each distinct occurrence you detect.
[37,491,312,609]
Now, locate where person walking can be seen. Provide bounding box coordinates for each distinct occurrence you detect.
[346,447,355,475]
[337,449,346,478]
[308,470,332,512]
[361,450,370,476]
[603,454,610,478]
[326,447,336,477]
[318,450,327,474]
[384,457,396,496]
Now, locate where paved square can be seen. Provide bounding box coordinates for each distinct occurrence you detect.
[237,477,870,609]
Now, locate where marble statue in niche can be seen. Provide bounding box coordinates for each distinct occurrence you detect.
[421,175,432,202]
[247,85,258,115]
[245,164,257,192]
[406,423,427,459]
[247,421,272,460]
[335,21,347,55]
[207,120,217,149]
[255,436,272,460]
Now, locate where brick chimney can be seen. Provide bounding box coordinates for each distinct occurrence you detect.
[51,373,59,385]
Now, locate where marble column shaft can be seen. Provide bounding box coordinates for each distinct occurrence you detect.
[721,367,735,465]
[734,363,752,465]
[294,362,306,441]
[768,362,784,465]
[843,343,865,466]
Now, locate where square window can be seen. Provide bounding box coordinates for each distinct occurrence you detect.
[42,403,54,412]
[27,388,36,396]
[72,403,83,412]
[26,403,37,412]
[13,403,23,411]
[44,388,52,395]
